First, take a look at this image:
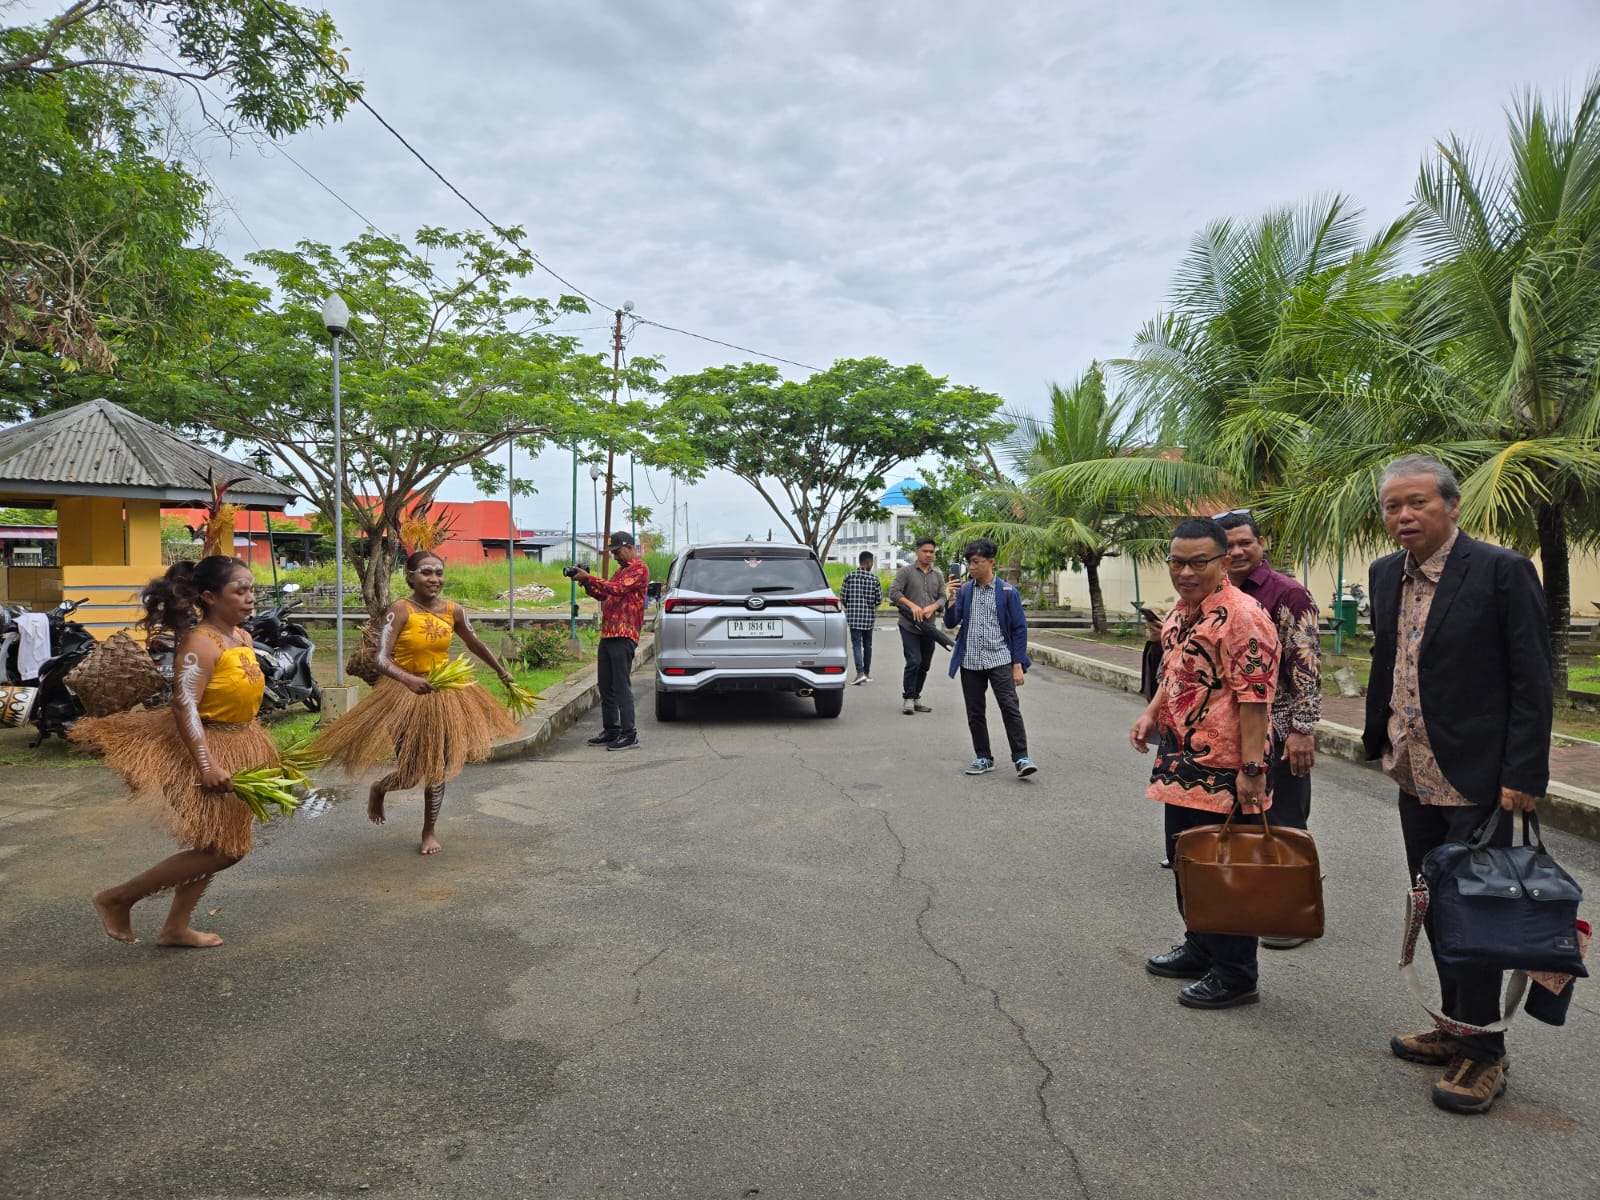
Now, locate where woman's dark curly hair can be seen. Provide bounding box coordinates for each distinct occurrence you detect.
[139,556,251,633]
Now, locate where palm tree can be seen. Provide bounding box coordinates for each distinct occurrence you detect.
[1269,74,1600,692]
[1040,197,1411,552]
[956,365,1163,631]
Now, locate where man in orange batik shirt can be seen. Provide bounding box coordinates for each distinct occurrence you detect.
[1131,517,1280,1011]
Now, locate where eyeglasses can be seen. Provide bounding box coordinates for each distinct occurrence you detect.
[1211,508,1251,519]
[1166,553,1227,570]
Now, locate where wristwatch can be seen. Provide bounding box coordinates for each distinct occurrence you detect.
[1240,761,1264,778]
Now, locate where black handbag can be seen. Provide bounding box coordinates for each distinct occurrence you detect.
[1420,809,1586,977]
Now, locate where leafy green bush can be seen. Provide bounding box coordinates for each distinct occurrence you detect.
[515,624,576,670]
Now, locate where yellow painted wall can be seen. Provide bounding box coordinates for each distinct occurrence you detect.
[7,497,164,634]
[58,564,149,634]
[55,496,128,565]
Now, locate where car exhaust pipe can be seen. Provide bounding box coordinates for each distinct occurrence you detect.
[795,686,814,698]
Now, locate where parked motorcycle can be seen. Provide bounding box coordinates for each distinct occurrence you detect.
[24,597,95,745]
[242,585,321,715]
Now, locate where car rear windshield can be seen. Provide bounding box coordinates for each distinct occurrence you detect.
[680,553,827,595]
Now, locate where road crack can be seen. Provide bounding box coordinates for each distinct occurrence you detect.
[780,737,1092,1198]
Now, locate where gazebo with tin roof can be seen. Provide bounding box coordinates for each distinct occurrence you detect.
[0,399,298,634]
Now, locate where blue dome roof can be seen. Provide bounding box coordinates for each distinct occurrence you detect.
[879,478,924,508]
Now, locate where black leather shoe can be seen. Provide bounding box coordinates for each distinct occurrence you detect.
[1178,971,1260,1010]
[586,733,618,746]
[1146,943,1208,979]
[606,732,641,752]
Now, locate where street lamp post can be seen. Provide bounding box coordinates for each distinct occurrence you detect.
[321,294,350,686]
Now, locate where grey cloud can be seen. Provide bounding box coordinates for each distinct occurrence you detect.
[185,0,1600,536]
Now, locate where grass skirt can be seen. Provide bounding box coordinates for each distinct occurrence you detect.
[70,710,275,858]
[311,676,520,790]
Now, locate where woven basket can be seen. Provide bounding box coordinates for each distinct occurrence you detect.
[65,630,167,717]
[345,619,382,685]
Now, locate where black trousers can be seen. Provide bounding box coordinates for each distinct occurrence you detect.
[900,627,935,699]
[1165,802,1260,989]
[1268,733,1311,830]
[598,636,637,738]
[959,665,1028,762]
[1397,791,1510,1062]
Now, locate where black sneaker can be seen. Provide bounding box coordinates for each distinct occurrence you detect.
[586,732,618,746]
[606,732,641,752]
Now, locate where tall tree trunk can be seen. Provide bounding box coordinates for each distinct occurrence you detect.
[1084,553,1107,634]
[359,526,400,618]
[1535,501,1570,699]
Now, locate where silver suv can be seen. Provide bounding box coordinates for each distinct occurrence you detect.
[653,542,848,720]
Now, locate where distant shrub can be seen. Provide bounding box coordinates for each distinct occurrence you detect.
[516,625,575,670]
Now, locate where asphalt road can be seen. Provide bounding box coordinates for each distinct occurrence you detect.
[3,643,1598,1199]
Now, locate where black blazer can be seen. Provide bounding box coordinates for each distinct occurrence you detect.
[1362,532,1553,805]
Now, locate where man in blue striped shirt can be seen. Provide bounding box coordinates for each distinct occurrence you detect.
[839,551,884,684]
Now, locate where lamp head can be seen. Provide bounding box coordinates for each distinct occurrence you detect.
[321,294,350,336]
[622,300,634,313]
[588,463,602,481]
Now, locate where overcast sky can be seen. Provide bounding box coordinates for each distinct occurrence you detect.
[182,0,1599,544]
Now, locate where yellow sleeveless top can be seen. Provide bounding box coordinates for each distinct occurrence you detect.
[196,632,265,723]
[392,602,455,673]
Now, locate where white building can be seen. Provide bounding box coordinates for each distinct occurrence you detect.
[827,478,923,567]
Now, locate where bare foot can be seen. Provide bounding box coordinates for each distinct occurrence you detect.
[155,927,224,948]
[419,832,442,855]
[92,891,138,944]
[367,783,387,825]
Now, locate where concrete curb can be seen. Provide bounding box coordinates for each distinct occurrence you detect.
[487,641,656,762]
[1027,641,1600,843]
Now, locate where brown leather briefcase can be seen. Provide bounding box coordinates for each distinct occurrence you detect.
[1173,805,1325,940]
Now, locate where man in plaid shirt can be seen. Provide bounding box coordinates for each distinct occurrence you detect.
[839,551,883,684]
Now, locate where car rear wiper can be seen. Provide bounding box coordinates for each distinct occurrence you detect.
[750,585,796,592]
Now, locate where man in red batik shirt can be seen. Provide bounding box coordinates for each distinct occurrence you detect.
[573,531,650,751]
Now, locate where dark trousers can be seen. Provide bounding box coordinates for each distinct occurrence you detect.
[850,627,874,674]
[1165,802,1260,989]
[1398,791,1509,1062]
[598,636,637,738]
[959,665,1028,762]
[900,627,934,699]
[1267,734,1311,830]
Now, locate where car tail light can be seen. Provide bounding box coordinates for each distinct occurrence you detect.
[661,667,703,676]
[795,597,841,611]
[818,666,846,675]
[664,598,713,613]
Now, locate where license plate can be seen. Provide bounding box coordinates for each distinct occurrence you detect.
[727,618,783,638]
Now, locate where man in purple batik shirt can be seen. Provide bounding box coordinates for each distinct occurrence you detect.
[1216,512,1322,862]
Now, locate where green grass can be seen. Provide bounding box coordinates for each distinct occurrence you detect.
[274,552,676,610]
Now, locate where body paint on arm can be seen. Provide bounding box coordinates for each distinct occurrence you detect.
[374,608,402,678]
[174,651,212,774]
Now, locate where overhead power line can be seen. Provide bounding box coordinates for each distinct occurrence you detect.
[252,0,825,376]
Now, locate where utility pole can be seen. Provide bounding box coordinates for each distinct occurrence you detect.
[600,300,633,578]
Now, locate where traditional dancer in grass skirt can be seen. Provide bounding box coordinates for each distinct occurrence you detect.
[75,556,277,948]
[313,550,519,855]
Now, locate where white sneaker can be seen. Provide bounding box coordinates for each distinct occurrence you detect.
[902,698,915,715]
[853,673,868,686]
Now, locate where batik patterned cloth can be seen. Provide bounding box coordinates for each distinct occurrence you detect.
[1237,559,1321,739]
[1148,579,1280,813]
[1382,530,1471,807]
